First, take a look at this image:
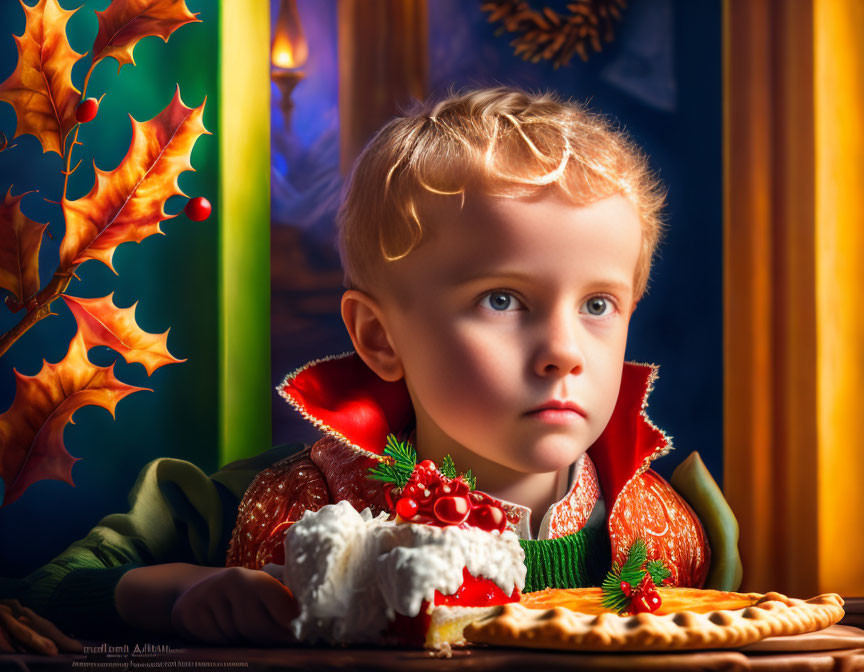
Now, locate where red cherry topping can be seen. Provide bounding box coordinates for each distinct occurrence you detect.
[389,456,508,532]
[185,196,212,221]
[451,479,470,495]
[469,504,506,532]
[396,497,419,520]
[433,495,470,525]
[75,97,99,123]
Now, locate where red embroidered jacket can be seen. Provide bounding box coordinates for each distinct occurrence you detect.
[226,353,713,587]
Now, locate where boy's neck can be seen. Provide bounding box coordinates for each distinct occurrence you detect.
[411,422,572,538]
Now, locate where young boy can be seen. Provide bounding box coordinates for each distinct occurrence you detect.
[4,86,741,649]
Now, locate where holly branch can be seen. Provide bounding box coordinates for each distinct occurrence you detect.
[0,0,211,507]
[601,538,672,615]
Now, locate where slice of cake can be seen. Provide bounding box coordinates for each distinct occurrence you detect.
[273,442,527,650]
[280,500,525,648]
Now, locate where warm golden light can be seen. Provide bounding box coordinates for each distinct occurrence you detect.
[271,0,308,70]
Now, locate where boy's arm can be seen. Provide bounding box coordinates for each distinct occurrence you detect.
[114,562,228,634]
[11,444,306,639]
[669,451,744,591]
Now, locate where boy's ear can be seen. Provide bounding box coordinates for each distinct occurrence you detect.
[340,289,404,382]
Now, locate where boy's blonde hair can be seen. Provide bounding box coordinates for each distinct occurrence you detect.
[337,86,666,302]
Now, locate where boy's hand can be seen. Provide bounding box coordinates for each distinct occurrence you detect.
[0,599,84,655]
[170,566,298,646]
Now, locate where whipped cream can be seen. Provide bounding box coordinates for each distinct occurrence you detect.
[280,500,525,644]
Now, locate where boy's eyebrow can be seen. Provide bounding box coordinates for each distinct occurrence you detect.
[450,270,632,295]
[450,269,535,286]
[580,279,633,295]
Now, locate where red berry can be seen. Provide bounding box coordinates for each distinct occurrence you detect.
[452,479,470,495]
[631,596,649,613]
[419,459,436,473]
[185,196,212,221]
[75,97,99,123]
[433,495,470,525]
[396,497,419,520]
[620,580,632,597]
[4,296,23,313]
[626,575,663,614]
[630,592,661,614]
[470,504,506,532]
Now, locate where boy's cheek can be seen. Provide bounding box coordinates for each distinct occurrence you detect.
[416,334,514,389]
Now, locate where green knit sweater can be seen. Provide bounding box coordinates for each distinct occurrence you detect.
[2,443,305,639]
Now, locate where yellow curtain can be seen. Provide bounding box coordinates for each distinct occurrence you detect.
[724,0,864,596]
[814,0,864,598]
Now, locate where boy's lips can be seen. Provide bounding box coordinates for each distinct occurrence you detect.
[525,399,587,423]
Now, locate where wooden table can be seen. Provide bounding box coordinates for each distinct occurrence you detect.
[4,625,864,672]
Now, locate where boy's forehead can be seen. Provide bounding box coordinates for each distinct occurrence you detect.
[420,188,636,229]
[383,191,641,294]
[418,190,639,254]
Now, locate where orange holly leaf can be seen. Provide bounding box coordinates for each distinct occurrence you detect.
[59,85,210,272]
[0,330,150,507]
[61,292,186,376]
[0,187,47,304]
[0,0,85,158]
[92,0,200,73]
[0,130,19,154]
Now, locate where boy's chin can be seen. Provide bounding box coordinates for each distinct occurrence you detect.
[507,438,589,474]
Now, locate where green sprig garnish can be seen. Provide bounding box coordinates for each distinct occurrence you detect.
[600,538,650,614]
[646,559,672,586]
[440,454,457,479]
[367,434,417,488]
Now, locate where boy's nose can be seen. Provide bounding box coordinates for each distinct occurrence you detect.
[532,314,585,378]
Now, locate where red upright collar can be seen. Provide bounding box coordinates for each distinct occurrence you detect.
[277,352,671,509]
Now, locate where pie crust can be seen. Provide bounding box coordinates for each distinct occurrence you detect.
[459,588,846,651]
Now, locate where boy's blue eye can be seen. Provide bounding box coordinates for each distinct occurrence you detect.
[480,291,521,311]
[582,296,611,316]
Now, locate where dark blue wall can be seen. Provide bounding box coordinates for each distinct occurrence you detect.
[425,0,723,485]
